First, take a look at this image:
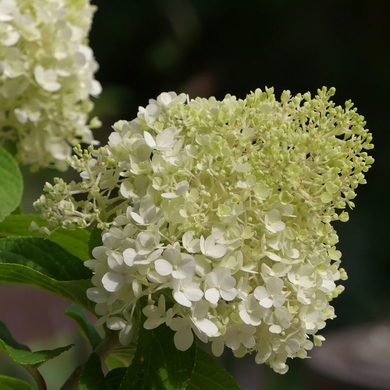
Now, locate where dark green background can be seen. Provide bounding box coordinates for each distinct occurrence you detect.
[88,1,389,388]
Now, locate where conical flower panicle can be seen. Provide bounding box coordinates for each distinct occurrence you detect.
[35,88,374,372]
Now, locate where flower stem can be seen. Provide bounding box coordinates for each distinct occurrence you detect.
[60,330,119,390]
[94,329,120,362]
[24,365,47,390]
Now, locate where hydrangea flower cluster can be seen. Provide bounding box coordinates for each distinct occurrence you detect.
[0,0,101,170]
[34,87,373,372]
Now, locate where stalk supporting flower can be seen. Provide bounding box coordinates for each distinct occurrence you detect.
[35,87,374,373]
[0,0,101,170]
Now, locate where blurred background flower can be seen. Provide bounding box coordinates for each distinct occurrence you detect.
[0,0,101,171]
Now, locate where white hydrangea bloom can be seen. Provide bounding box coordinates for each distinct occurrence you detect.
[0,0,101,170]
[35,87,374,373]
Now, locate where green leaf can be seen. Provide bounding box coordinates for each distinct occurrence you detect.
[79,353,107,390]
[64,304,102,349]
[0,262,93,311]
[0,341,73,367]
[0,237,94,312]
[0,321,73,367]
[105,368,126,390]
[0,237,91,279]
[106,345,136,370]
[186,346,241,390]
[0,214,90,260]
[119,310,196,390]
[0,146,23,222]
[0,321,30,352]
[0,375,35,390]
